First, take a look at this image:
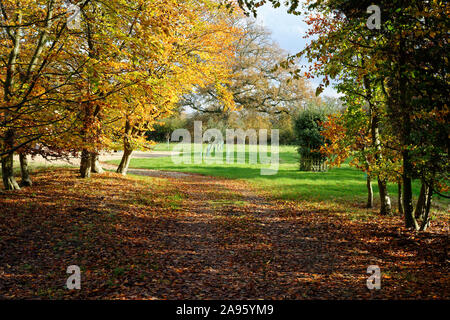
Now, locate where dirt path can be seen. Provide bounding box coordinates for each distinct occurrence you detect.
[101,162,196,179]
[98,165,450,299]
[0,167,448,299]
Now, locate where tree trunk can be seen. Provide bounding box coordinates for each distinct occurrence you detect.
[19,154,32,187]
[364,72,392,215]
[90,152,104,174]
[414,182,427,220]
[419,183,433,231]
[1,153,20,190]
[399,38,418,230]
[366,174,373,208]
[117,119,133,175]
[80,149,91,178]
[403,152,418,230]
[116,148,133,175]
[397,182,403,215]
[377,177,392,215]
[415,182,433,230]
[1,130,20,190]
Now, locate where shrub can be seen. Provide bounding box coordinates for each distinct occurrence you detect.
[293,109,328,171]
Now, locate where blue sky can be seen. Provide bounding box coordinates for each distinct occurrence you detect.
[252,3,341,98]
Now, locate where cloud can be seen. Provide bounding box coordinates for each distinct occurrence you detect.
[322,87,344,98]
[253,3,309,54]
[250,2,344,100]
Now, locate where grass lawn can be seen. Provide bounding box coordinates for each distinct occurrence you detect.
[109,144,448,210]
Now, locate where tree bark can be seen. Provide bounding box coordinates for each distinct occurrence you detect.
[90,152,104,174]
[366,174,373,208]
[398,38,418,230]
[117,148,133,175]
[419,183,433,231]
[397,182,403,215]
[403,152,418,230]
[1,153,20,190]
[363,72,392,215]
[1,130,20,190]
[116,119,133,175]
[117,119,133,175]
[415,182,433,230]
[19,154,32,187]
[80,149,91,178]
[415,182,427,220]
[377,177,392,215]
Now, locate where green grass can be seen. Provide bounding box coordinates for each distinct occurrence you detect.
[110,144,449,208]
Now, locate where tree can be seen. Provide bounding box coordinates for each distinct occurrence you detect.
[294,109,328,171]
[108,0,240,175]
[182,19,316,112]
[180,18,317,146]
[0,0,93,189]
[0,0,240,185]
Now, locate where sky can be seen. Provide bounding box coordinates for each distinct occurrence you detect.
[252,3,341,98]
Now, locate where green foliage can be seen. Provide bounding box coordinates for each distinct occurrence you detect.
[146,116,187,143]
[293,110,328,171]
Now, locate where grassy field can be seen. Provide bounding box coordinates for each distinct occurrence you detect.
[109,144,448,209]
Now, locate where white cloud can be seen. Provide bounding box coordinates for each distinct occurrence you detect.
[322,87,344,99]
[250,2,345,99]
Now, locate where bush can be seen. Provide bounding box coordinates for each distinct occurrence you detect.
[146,117,187,143]
[293,109,328,171]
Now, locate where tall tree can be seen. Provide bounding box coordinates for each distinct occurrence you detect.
[0,0,93,189]
[181,19,316,116]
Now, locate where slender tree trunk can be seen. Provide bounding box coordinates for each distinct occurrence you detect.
[19,154,32,187]
[117,119,133,175]
[79,100,94,178]
[377,177,392,215]
[403,151,418,229]
[80,149,91,178]
[366,174,373,208]
[419,183,433,231]
[90,152,104,173]
[1,13,22,191]
[415,182,433,230]
[415,182,427,220]
[398,38,418,230]
[364,72,392,215]
[1,130,20,190]
[398,182,403,215]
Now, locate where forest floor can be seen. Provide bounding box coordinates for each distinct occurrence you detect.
[0,167,448,299]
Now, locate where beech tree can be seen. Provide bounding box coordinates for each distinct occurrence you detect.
[0,0,94,189]
[0,0,240,186]
[109,1,240,175]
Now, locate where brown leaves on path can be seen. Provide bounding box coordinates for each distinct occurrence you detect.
[0,168,448,299]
